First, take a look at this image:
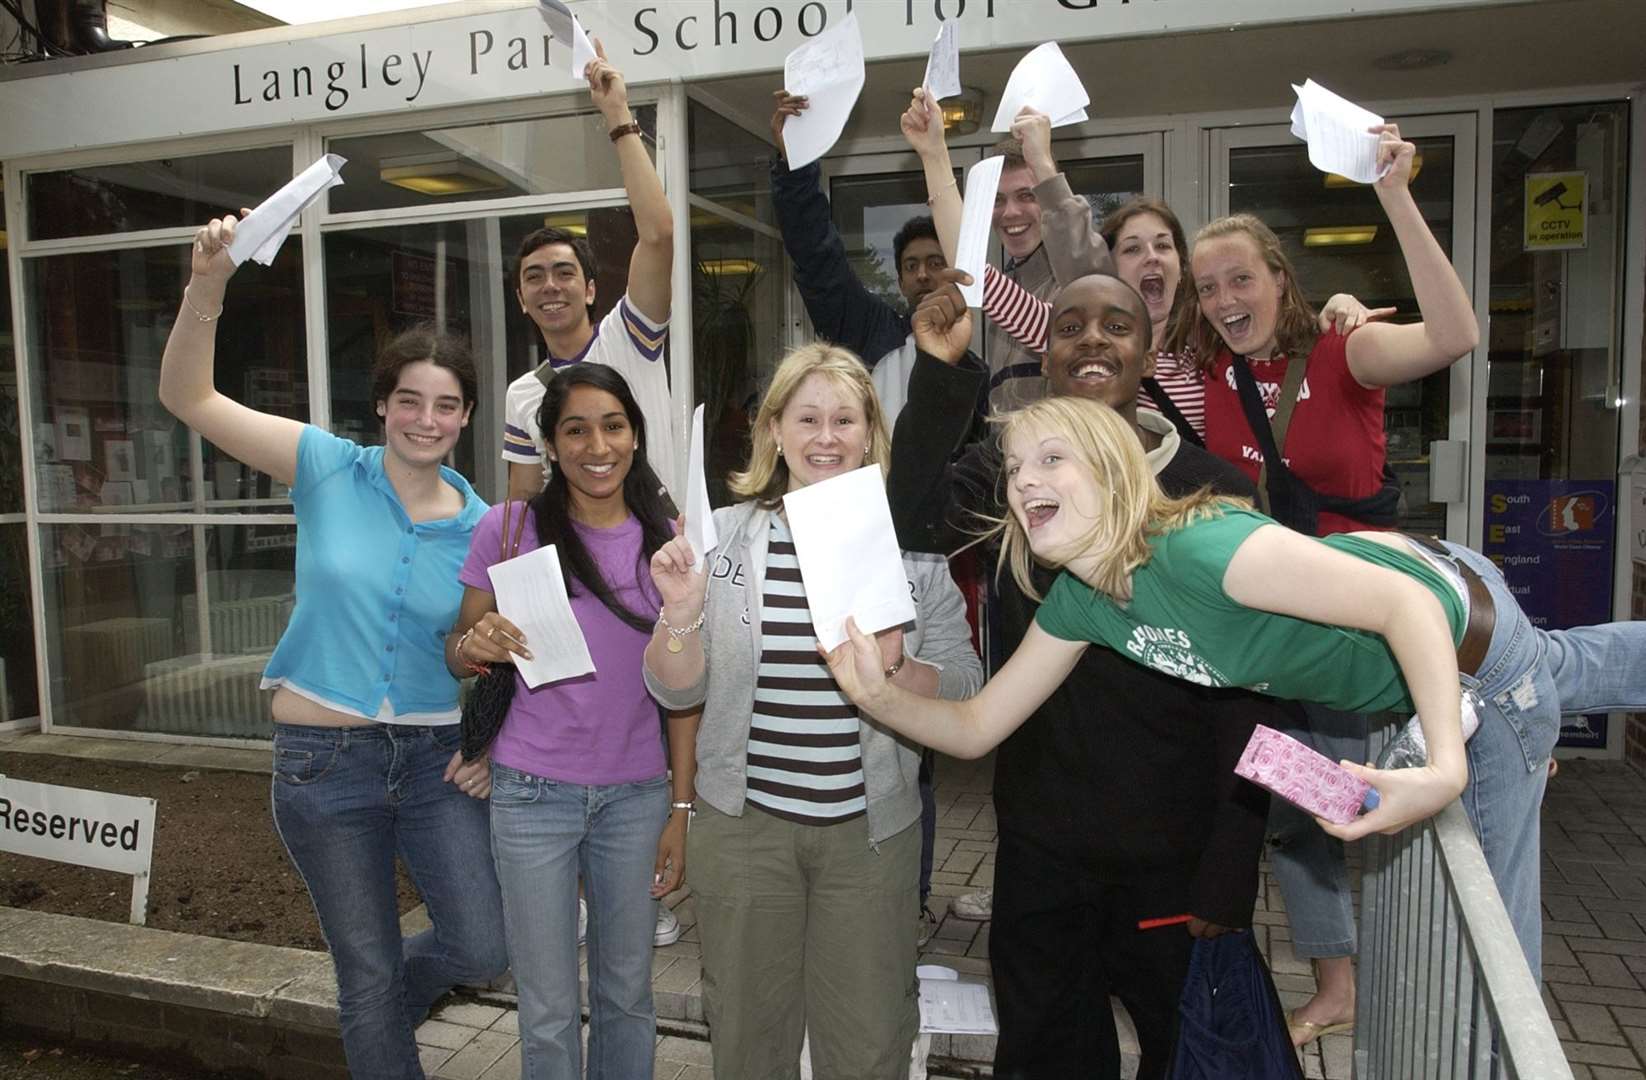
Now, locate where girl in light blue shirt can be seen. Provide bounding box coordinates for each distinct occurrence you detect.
[160,213,506,1080]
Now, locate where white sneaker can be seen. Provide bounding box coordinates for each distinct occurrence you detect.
[577,897,588,945]
[916,906,938,949]
[655,905,682,947]
[949,889,993,921]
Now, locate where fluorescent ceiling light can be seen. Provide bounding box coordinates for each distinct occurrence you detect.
[1325,153,1424,188]
[700,259,762,276]
[380,157,508,196]
[1303,226,1378,247]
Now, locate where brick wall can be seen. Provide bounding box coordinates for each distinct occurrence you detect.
[0,977,348,1080]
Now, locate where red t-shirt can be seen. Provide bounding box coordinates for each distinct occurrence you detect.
[1203,329,1388,538]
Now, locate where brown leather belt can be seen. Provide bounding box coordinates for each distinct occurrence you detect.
[1403,532,1495,677]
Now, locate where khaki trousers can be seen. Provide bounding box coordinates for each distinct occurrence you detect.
[691,802,920,1080]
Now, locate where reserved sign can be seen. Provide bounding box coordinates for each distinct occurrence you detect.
[0,775,156,923]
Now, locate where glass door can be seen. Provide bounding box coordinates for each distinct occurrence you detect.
[1210,115,1478,540]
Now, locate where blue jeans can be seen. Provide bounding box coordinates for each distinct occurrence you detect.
[1443,541,1646,977]
[270,722,508,1080]
[489,763,669,1080]
[1267,702,1368,959]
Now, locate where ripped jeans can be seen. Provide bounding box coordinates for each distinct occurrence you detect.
[1440,541,1646,978]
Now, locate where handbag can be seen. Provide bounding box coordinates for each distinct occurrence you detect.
[1168,932,1305,1080]
[458,499,529,763]
[1229,353,1402,536]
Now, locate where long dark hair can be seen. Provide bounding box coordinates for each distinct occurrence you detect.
[531,364,674,632]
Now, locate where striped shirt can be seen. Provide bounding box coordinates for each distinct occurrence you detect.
[982,265,1207,437]
[745,518,867,825]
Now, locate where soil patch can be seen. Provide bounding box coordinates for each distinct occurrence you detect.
[0,752,419,950]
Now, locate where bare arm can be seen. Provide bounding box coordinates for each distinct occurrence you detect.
[644,532,708,692]
[652,706,700,897]
[1221,525,1468,839]
[507,461,546,504]
[158,215,303,486]
[589,41,673,324]
[1345,124,1479,389]
[901,89,961,262]
[445,584,531,678]
[824,619,1086,759]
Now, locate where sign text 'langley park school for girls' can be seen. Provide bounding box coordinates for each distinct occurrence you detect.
[2,0,1534,159]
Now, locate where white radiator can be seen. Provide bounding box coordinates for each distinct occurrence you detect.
[62,617,173,691]
[181,594,293,655]
[139,653,273,738]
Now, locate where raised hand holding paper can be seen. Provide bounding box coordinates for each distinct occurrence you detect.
[1289,78,1389,185]
[486,544,596,688]
[782,465,916,651]
[781,13,865,168]
[990,42,1088,133]
[922,21,961,104]
[538,0,598,81]
[685,404,718,571]
[227,154,345,267]
[954,156,1005,308]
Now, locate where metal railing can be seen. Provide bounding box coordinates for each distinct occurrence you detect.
[1355,798,1573,1079]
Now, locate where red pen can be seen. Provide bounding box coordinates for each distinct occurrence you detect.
[1137,914,1193,930]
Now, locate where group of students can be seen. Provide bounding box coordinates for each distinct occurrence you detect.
[153,44,1646,1080]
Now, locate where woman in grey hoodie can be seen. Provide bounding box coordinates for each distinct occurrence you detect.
[644,342,982,1080]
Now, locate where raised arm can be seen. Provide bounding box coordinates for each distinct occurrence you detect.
[644,530,709,699]
[589,41,673,324]
[888,275,1001,553]
[1221,525,1468,839]
[824,618,1085,759]
[158,214,303,487]
[982,265,1051,354]
[770,92,909,363]
[1012,108,1113,284]
[902,89,961,262]
[1345,124,1479,389]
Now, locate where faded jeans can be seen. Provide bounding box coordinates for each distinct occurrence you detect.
[271,722,508,1080]
[489,763,669,1080]
[1443,541,1646,977]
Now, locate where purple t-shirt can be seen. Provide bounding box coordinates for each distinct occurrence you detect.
[458,502,666,785]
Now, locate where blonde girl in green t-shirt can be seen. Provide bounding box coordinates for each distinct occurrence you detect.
[825,395,1646,977]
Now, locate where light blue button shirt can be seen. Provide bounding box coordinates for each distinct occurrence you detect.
[261,426,488,719]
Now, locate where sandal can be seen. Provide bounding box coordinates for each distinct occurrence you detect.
[1287,1009,1355,1047]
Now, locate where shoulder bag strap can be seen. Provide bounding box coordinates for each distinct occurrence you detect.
[1228,353,1307,514]
[1141,376,1204,448]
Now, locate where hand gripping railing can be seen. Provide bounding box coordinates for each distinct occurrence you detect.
[1354,799,1572,1079]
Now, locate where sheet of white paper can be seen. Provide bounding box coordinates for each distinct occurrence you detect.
[1289,78,1388,185]
[227,154,344,267]
[486,544,597,688]
[954,156,1005,308]
[918,972,998,1035]
[538,0,598,81]
[922,21,961,102]
[782,465,916,652]
[781,13,865,169]
[990,42,1090,133]
[685,404,718,571]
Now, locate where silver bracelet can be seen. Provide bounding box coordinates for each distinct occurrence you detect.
[658,607,705,653]
[670,800,696,815]
[182,284,221,323]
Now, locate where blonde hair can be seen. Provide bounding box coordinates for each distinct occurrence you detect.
[1166,213,1319,373]
[729,342,892,507]
[994,397,1235,602]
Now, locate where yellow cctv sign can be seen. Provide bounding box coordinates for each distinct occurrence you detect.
[1524,172,1587,251]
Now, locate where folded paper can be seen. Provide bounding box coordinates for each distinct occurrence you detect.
[782,465,915,651]
[954,156,1005,308]
[685,403,718,571]
[227,154,344,268]
[1289,78,1389,185]
[486,543,597,688]
[539,0,599,81]
[991,42,1089,133]
[782,13,865,169]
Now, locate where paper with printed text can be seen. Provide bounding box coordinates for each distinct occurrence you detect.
[1289,78,1389,185]
[781,14,865,168]
[782,465,915,652]
[486,544,596,688]
[227,154,344,267]
[922,21,961,104]
[917,965,998,1035]
[990,42,1088,132]
[955,156,1005,308]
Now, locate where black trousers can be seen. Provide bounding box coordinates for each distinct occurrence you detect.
[990,835,1196,1080]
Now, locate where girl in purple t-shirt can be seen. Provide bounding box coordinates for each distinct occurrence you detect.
[449,364,692,1078]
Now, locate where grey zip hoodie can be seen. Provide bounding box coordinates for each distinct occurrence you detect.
[643,500,983,845]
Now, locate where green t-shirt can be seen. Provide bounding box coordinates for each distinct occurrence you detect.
[1034,508,1467,714]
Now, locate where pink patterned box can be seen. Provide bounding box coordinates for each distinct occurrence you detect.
[1234,725,1373,825]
